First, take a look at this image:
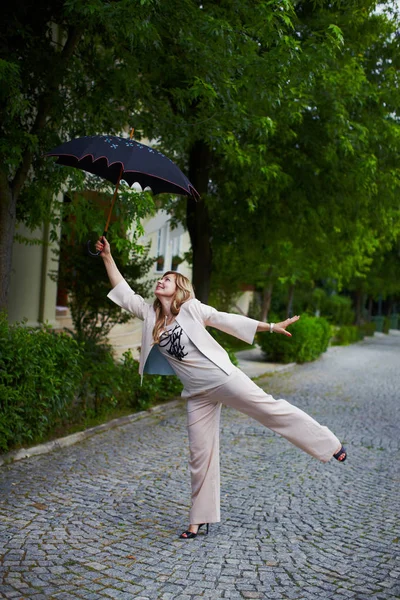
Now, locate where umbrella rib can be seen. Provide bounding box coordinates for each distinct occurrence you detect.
[104,165,124,234]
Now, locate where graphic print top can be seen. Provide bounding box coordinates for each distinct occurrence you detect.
[157,321,230,397]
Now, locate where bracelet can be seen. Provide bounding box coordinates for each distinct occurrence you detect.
[269,322,275,333]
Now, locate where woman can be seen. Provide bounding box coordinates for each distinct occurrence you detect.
[95,237,347,539]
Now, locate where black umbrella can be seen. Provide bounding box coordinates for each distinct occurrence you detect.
[46,132,199,255]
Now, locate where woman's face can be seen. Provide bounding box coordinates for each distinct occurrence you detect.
[155,273,177,299]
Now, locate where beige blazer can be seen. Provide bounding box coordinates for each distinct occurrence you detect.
[107,279,259,379]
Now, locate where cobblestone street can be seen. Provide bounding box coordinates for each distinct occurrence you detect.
[1,333,399,600]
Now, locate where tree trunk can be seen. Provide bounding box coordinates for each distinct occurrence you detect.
[187,140,212,303]
[354,289,362,325]
[0,174,16,312]
[286,283,295,318]
[260,275,273,322]
[367,295,373,320]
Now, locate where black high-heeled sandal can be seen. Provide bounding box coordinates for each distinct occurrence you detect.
[179,523,209,539]
[333,446,347,462]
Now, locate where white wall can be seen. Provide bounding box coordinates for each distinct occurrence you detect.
[138,210,192,284]
[8,223,59,327]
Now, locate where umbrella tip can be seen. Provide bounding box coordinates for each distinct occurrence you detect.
[130,128,134,139]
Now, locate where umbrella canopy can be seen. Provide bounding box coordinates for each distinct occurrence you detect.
[46,134,199,199]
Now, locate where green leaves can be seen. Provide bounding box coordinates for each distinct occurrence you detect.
[327,23,344,45]
[1,0,399,310]
[0,313,183,453]
[0,313,82,452]
[258,315,332,364]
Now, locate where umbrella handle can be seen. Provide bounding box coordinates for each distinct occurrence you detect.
[87,231,107,257]
[87,166,122,257]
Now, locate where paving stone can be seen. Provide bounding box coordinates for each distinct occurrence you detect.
[0,334,399,599]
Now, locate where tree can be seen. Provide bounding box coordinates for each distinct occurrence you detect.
[130,0,303,301]
[130,0,399,303]
[208,0,400,311]
[0,0,158,311]
[58,237,154,345]
[2,0,399,314]
[347,239,400,323]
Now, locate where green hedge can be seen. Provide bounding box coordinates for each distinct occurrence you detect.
[0,313,82,452]
[331,321,378,345]
[258,315,332,364]
[0,313,183,454]
[359,322,376,337]
[331,325,363,346]
[383,316,391,334]
[113,350,182,411]
[323,294,355,326]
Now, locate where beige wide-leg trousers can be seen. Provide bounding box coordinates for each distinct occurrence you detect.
[186,367,341,525]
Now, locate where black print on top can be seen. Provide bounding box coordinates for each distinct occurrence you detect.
[159,324,188,361]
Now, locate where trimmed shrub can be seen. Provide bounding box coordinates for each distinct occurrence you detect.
[0,313,82,452]
[331,325,363,346]
[258,315,331,364]
[383,317,391,334]
[359,322,376,337]
[0,314,184,454]
[114,350,183,410]
[66,345,183,426]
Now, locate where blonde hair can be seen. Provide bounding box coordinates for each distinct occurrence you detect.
[152,271,195,343]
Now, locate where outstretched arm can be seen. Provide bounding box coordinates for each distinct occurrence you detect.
[200,301,299,343]
[95,236,123,289]
[257,315,300,337]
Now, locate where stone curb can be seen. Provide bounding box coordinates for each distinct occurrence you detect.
[247,362,296,379]
[0,398,183,468]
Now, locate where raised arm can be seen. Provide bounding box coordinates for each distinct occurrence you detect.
[95,236,123,289]
[257,315,300,337]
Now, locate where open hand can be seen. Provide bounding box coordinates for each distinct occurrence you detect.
[273,315,300,337]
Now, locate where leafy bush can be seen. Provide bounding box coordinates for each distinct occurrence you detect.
[331,325,363,346]
[114,350,183,410]
[0,314,183,454]
[309,291,355,326]
[0,313,82,452]
[56,235,154,345]
[258,315,332,364]
[383,316,391,334]
[65,346,183,427]
[359,322,376,337]
[74,339,121,418]
[326,294,355,326]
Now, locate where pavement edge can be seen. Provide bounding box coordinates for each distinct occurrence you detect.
[0,398,183,468]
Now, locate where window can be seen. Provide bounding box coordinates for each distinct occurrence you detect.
[156,227,166,272]
[171,235,182,271]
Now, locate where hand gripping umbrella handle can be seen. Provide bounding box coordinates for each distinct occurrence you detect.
[87,231,107,257]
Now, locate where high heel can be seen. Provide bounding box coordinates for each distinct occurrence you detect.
[179,523,209,539]
[333,445,347,462]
